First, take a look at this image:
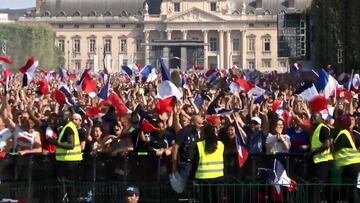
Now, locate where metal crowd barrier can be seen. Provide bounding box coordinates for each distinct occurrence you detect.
[0,152,358,202]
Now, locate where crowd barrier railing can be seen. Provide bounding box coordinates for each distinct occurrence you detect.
[0,152,357,203]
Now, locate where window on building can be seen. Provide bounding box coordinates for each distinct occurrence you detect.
[174,3,180,12]
[87,59,94,70]
[74,60,81,70]
[288,0,295,8]
[210,2,217,12]
[104,39,111,53]
[136,39,142,52]
[256,0,262,9]
[106,24,111,28]
[89,39,96,53]
[263,38,271,52]
[210,37,217,51]
[279,61,286,68]
[59,24,64,28]
[120,39,127,53]
[121,24,126,28]
[57,39,65,52]
[123,59,128,65]
[74,39,80,53]
[263,59,271,68]
[90,24,95,28]
[248,37,255,52]
[248,60,255,70]
[74,24,79,28]
[233,38,240,51]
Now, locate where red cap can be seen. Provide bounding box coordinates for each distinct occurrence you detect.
[206,115,221,126]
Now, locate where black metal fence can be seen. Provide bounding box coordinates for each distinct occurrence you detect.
[0,153,358,203]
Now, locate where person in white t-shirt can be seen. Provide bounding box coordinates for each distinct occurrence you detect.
[0,117,12,152]
[266,118,291,154]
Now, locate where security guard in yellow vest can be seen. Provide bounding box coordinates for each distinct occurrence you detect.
[310,113,333,182]
[195,140,224,179]
[193,124,224,203]
[333,114,360,202]
[48,113,83,202]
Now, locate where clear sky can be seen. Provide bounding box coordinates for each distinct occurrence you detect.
[0,0,35,9]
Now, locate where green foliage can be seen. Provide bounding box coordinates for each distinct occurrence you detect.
[0,23,64,71]
[171,70,181,88]
[311,0,360,71]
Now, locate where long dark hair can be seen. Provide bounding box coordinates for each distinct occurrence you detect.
[203,124,218,154]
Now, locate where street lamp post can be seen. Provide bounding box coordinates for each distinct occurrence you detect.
[67,40,70,71]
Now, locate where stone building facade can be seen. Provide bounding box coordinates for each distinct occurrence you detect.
[19,0,312,73]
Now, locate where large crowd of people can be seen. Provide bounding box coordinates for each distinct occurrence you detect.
[0,61,359,202]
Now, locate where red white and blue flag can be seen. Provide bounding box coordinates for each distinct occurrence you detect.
[52,84,76,106]
[0,56,12,64]
[258,159,297,194]
[234,120,248,168]
[19,57,38,87]
[156,58,182,101]
[97,75,111,100]
[76,69,97,98]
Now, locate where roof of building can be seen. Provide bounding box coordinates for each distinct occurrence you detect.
[0,8,34,21]
[39,0,311,17]
[228,0,312,15]
[40,0,161,17]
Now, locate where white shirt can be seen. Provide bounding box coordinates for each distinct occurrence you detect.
[13,127,36,150]
[0,128,12,150]
[266,133,291,154]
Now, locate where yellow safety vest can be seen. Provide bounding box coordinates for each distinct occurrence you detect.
[311,123,333,164]
[195,140,224,179]
[334,130,360,167]
[56,122,83,161]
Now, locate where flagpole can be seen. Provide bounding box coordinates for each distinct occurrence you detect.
[312,69,319,78]
[348,69,354,90]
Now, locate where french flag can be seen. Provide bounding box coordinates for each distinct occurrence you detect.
[2,69,12,92]
[76,69,97,98]
[309,95,329,119]
[52,85,76,106]
[140,119,158,133]
[315,69,339,99]
[331,87,352,103]
[230,79,265,99]
[45,126,57,139]
[101,67,109,83]
[19,57,38,87]
[205,68,220,85]
[258,159,297,194]
[272,100,291,127]
[36,80,49,95]
[107,92,132,116]
[156,58,182,100]
[154,97,174,114]
[234,120,248,168]
[59,68,68,81]
[122,65,134,77]
[295,81,319,101]
[140,64,157,82]
[85,107,105,118]
[181,72,190,90]
[97,75,111,100]
[0,56,12,64]
[352,73,360,90]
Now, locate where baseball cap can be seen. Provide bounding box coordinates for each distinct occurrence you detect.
[126,186,139,197]
[251,117,262,125]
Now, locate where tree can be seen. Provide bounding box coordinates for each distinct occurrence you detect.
[0,23,64,71]
[311,0,360,72]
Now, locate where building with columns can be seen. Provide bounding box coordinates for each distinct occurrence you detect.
[19,0,312,73]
